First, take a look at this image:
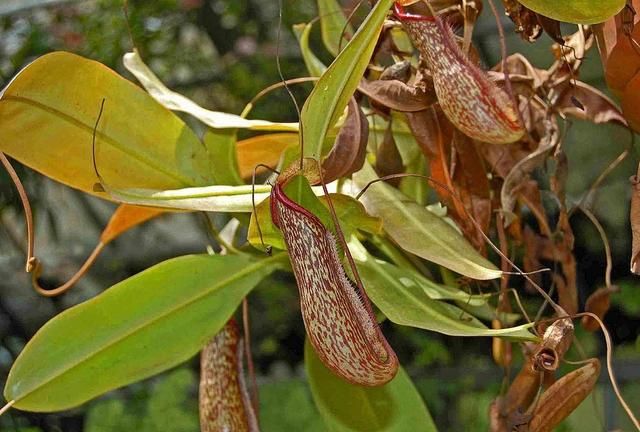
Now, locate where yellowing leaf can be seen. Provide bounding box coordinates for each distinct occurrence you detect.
[0,51,212,198]
[236,133,298,179]
[123,51,298,132]
[100,205,165,244]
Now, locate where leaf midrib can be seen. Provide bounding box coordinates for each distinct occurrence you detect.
[11,254,286,402]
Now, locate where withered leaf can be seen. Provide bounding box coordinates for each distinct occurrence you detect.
[604,17,640,96]
[101,204,165,244]
[582,286,618,331]
[375,124,404,183]
[501,117,559,224]
[358,78,435,112]
[522,217,578,316]
[500,352,543,418]
[552,81,628,126]
[536,14,565,45]
[407,107,491,252]
[379,60,412,82]
[502,0,543,42]
[524,359,600,432]
[630,165,640,274]
[322,98,368,183]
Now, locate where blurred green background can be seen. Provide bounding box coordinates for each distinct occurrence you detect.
[0,0,638,431]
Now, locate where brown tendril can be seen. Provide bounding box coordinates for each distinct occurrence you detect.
[242,77,319,119]
[573,313,639,429]
[337,0,367,54]
[0,152,35,273]
[30,243,105,297]
[577,206,612,289]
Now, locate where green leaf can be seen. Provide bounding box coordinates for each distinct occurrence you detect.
[518,0,624,24]
[301,0,393,161]
[0,51,212,198]
[4,253,287,412]
[104,184,272,213]
[350,239,537,340]
[203,129,244,186]
[293,23,327,77]
[305,340,437,432]
[353,247,490,306]
[123,50,298,131]
[317,0,353,57]
[284,175,334,228]
[353,163,502,280]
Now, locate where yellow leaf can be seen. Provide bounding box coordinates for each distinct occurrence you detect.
[236,133,298,179]
[0,52,213,199]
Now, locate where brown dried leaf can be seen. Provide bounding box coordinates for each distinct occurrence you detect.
[552,80,628,126]
[406,108,488,251]
[517,180,552,237]
[358,78,436,112]
[200,320,258,432]
[497,53,549,89]
[630,166,640,273]
[536,14,565,45]
[406,106,456,198]
[620,71,640,131]
[502,0,543,42]
[525,359,600,432]
[375,124,404,183]
[379,60,412,82]
[501,353,543,417]
[501,118,559,224]
[604,8,640,96]
[322,98,368,183]
[522,217,578,316]
[582,286,619,331]
[450,131,492,252]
